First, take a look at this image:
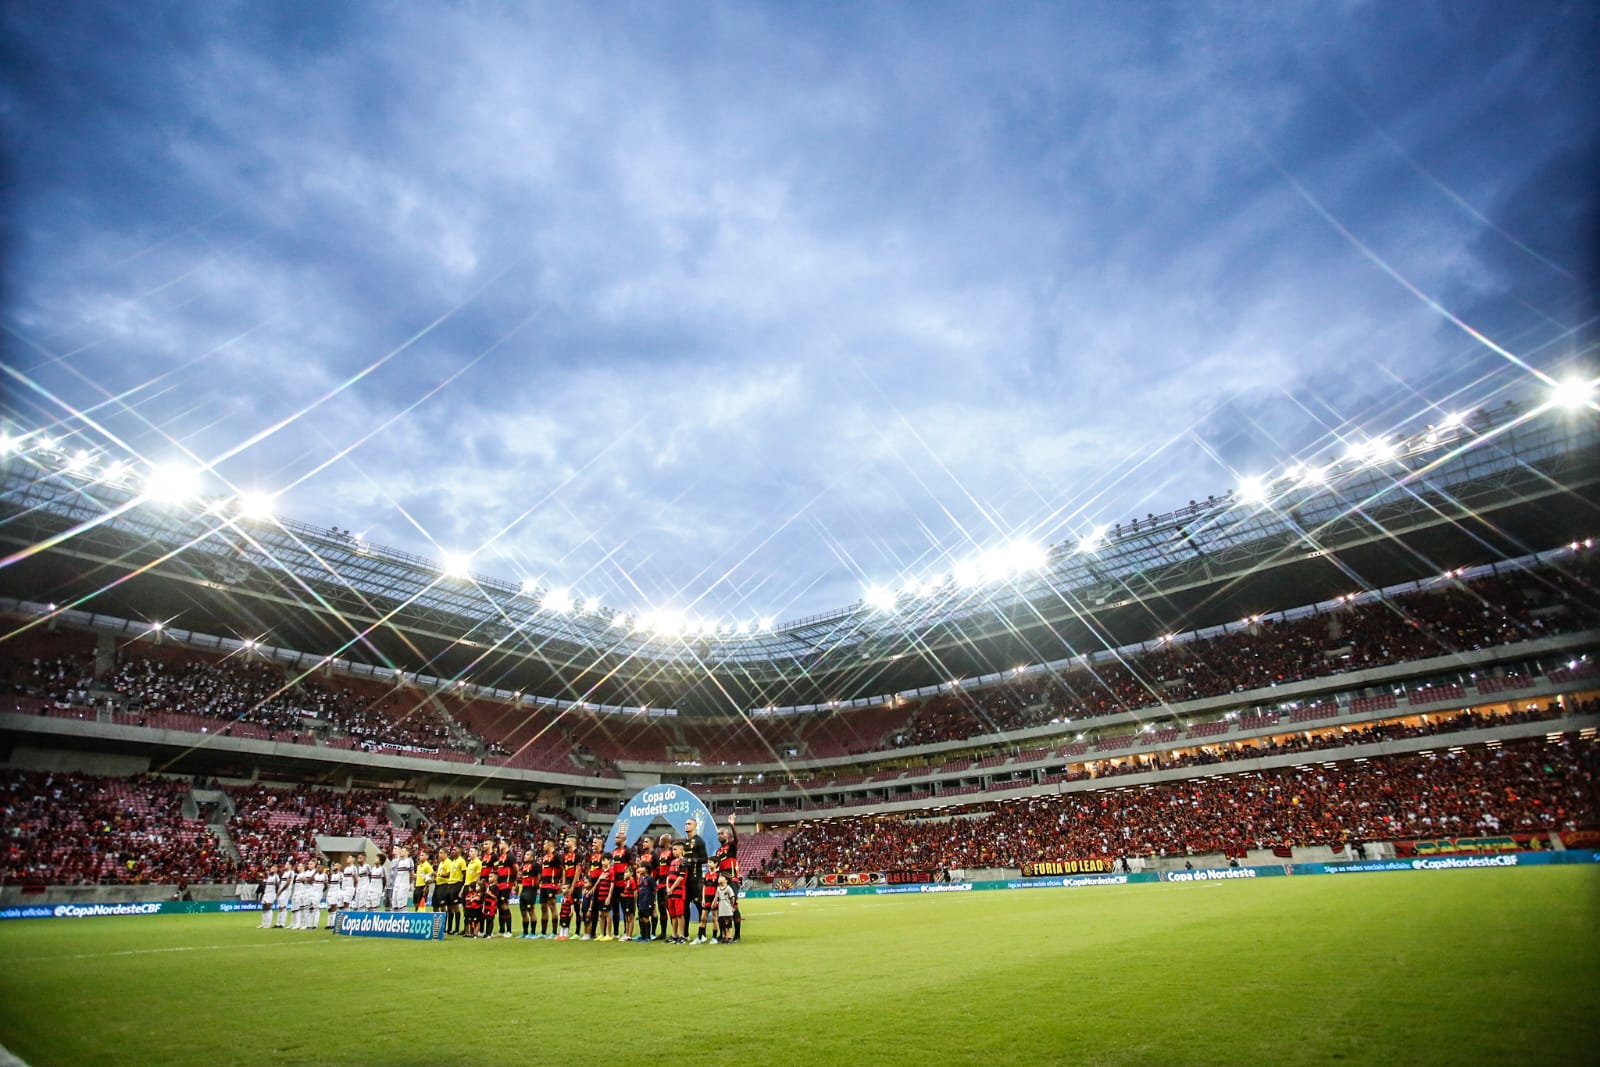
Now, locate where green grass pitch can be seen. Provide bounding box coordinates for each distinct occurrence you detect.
[1,867,1596,1066]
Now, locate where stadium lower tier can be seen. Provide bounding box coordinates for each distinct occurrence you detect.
[757,733,1598,878]
[2,731,1594,889]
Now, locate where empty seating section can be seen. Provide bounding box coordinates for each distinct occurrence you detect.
[1410,684,1467,705]
[1476,675,1536,694]
[1186,720,1231,739]
[1289,702,1344,723]
[448,699,586,774]
[1347,695,1397,716]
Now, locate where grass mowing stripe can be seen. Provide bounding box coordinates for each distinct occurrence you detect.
[0,867,1594,1066]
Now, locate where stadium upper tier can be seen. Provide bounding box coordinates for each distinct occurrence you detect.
[4,546,1597,787]
[1,395,1597,711]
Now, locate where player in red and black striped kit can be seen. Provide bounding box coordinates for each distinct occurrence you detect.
[695,862,718,944]
[557,835,580,940]
[606,829,632,939]
[537,839,560,938]
[583,839,609,940]
[715,812,742,942]
[493,843,515,937]
[517,849,537,938]
[653,832,673,943]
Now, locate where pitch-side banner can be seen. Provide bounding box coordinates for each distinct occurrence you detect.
[607,784,720,852]
[333,910,445,940]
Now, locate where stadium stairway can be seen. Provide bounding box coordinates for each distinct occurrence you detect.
[191,787,242,861]
[387,801,426,831]
[209,822,242,863]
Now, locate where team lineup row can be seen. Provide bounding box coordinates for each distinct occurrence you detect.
[258,815,744,945]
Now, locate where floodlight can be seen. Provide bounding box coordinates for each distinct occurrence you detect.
[1551,376,1595,410]
[543,588,573,613]
[1005,539,1048,573]
[737,620,752,635]
[38,434,56,452]
[150,621,163,633]
[1340,442,1364,464]
[977,548,1011,582]
[519,578,540,595]
[66,449,92,473]
[1368,438,1397,461]
[143,463,202,504]
[441,552,473,579]
[0,432,14,455]
[1442,411,1465,428]
[864,586,898,612]
[1236,476,1268,505]
[759,617,774,632]
[236,491,276,521]
[611,613,628,628]
[952,558,983,587]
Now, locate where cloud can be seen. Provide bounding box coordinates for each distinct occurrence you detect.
[2,1,1594,627]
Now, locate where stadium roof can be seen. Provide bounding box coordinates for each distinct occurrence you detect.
[2,395,1597,712]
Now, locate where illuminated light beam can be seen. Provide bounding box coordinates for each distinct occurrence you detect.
[202,255,535,473]
[1249,134,1548,384]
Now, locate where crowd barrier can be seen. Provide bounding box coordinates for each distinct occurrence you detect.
[748,849,1600,899]
[0,900,259,920]
[1,851,1593,918]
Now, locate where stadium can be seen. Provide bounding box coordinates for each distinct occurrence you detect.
[2,6,1598,1067]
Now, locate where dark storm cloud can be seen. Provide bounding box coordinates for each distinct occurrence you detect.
[1,1,1594,626]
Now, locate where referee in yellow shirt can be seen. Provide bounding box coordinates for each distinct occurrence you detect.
[413,849,435,911]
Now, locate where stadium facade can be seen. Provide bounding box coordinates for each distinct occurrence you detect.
[1,394,1597,884]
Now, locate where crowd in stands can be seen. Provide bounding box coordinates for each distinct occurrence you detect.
[408,794,569,851]
[1079,700,1585,782]
[3,555,1596,773]
[759,735,1597,877]
[109,650,309,732]
[228,784,406,876]
[0,770,236,884]
[890,561,1600,747]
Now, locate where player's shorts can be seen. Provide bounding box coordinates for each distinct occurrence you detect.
[667,898,685,918]
[595,882,613,905]
[537,887,558,905]
[519,888,537,908]
[435,884,458,907]
[413,886,428,907]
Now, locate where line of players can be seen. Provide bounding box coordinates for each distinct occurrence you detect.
[256,847,413,930]
[258,814,743,945]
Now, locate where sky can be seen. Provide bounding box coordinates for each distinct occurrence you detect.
[1,1,1595,629]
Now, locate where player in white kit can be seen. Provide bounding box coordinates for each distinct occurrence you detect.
[309,864,329,929]
[259,867,278,929]
[274,862,294,927]
[291,861,311,929]
[337,856,357,922]
[389,847,414,911]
